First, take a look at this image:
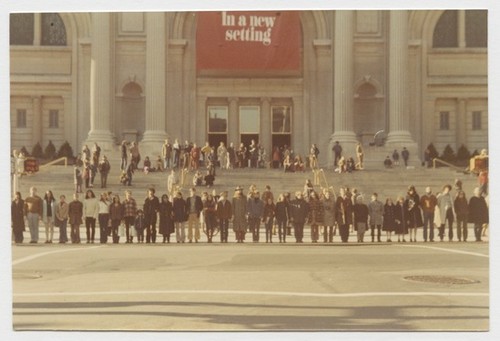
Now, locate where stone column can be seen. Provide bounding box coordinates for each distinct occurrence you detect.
[458,10,466,48]
[32,96,42,146]
[142,12,168,155]
[86,12,114,149]
[167,39,187,140]
[260,97,271,155]
[331,11,357,165]
[456,98,467,147]
[228,97,239,147]
[386,10,414,145]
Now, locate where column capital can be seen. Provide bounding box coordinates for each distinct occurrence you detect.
[228,97,239,104]
[260,97,271,103]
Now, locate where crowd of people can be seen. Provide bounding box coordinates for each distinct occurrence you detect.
[12,178,489,245]
[12,139,489,245]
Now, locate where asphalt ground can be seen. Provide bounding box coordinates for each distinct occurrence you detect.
[11,238,489,333]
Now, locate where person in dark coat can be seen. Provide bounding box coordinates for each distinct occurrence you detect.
[275,194,289,243]
[232,186,247,243]
[368,193,384,242]
[353,196,369,242]
[454,190,469,242]
[406,185,423,242]
[216,191,232,243]
[158,194,174,243]
[109,195,123,243]
[308,191,323,243]
[401,147,410,167]
[11,192,25,244]
[262,197,276,243]
[383,198,397,242]
[395,197,408,242]
[468,187,488,242]
[173,191,187,243]
[289,191,309,243]
[203,194,218,243]
[68,193,83,244]
[247,191,264,242]
[143,187,160,243]
[336,187,353,243]
[134,209,145,243]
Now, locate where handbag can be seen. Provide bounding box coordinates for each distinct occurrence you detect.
[119,223,126,237]
[130,225,137,237]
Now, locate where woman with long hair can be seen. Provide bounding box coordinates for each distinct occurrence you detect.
[83,189,99,243]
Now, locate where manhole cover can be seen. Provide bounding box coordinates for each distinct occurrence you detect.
[404,275,479,285]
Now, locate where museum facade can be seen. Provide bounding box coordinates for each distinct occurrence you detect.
[9,10,488,165]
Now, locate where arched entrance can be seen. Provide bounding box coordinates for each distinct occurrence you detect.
[117,82,145,142]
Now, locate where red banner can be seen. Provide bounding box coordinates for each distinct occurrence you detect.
[196,11,301,72]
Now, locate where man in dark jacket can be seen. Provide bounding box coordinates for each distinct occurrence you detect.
[143,187,160,243]
[468,187,488,242]
[289,191,309,243]
[336,187,353,243]
[247,191,264,242]
[216,191,232,243]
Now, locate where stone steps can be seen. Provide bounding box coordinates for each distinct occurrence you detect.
[21,162,479,206]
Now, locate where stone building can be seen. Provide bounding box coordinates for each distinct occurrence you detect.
[9,10,487,165]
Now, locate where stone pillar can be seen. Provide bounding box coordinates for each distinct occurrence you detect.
[142,12,168,156]
[457,98,467,148]
[386,10,415,145]
[62,94,75,149]
[167,39,187,140]
[260,97,271,155]
[86,13,114,149]
[228,97,239,146]
[32,96,42,146]
[331,11,357,165]
[458,10,466,48]
[34,13,41,46]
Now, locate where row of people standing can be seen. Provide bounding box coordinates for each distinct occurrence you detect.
[12,181,488,245]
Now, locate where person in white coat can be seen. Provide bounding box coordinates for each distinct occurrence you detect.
[83,189,99,243]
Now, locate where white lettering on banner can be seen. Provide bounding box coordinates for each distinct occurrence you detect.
[221,11,276,46]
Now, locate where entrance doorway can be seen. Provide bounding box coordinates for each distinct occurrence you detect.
[240,134,259,148]
[208,134,227,149]
[272,134,291,150]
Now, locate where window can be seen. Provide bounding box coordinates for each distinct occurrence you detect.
[10,13,34,45]
[465,10,487,47]
[16,109,27,128]
[208,106,228,133]
[439,111,449,130]
[272,106,291,133]
[207,106,228,148]
[10,13,66,46]
[433,10,487,48]
[41,13,67,46]
[472,111,482,130]
[433,11,458,48]
[49,109,59,128]
[239,106,260,133]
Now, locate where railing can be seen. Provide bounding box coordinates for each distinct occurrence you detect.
[432,158,469,173]
[38,157,68,170]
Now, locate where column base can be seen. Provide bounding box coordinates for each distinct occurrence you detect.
[386,130,415,145]
[141,130,169,161]
[85,129,115,153]
[328,131,359,169]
